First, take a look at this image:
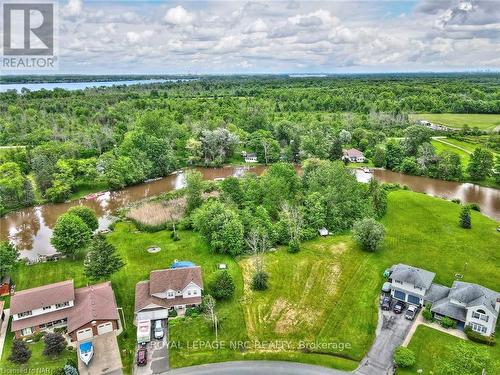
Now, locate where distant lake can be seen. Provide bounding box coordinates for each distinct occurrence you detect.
[0,79,178,93]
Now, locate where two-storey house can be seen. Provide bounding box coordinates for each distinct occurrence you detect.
[134,266,203,322]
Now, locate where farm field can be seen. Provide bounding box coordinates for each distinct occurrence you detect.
[398,326,500,374]
[411,113,500,131]
[1,190,499,373]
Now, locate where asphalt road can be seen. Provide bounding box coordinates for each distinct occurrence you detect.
[168,361,349,375]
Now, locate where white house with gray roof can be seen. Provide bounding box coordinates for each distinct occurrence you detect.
[388,264,500,336]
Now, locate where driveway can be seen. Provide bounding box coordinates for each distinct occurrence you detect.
[134,322,169,375]
[78,332,123,375]
[356,308,415,375]
[168,361,349,375]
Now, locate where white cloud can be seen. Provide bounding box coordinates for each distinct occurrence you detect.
[164,6,196,26]
[62,0,83,18]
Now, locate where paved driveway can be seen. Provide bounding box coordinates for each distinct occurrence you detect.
[356,309,415,375]
[169,361,349,375]
[134,322,169,375]
[78,332,123,375]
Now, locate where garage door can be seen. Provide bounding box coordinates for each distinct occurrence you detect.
[97,322,113,335]
[76,328,93,341]
[394,290,406,301]
[407,294,421,305]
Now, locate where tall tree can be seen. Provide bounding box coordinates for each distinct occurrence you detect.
[67,206,98,231]
[84,234,125,281]
[0,241,18,277]
[352,218,385,252]
[467,148,494,181]
[43,333,66,357]
[185,170,204,213]
[51,213,92,259]
[9,340,31,364]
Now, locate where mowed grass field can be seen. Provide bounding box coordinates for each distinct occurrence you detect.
[1,190,499,372]
[410,113,500,131]
[398,326,500,374]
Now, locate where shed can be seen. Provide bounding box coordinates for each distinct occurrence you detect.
[0,276,12,297]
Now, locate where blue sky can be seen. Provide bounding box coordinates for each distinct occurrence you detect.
[29,0,500,73]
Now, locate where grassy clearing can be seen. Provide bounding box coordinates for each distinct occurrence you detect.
[431,140,471,167]
[1,190,498,372]
[398,325,500,374]
[411,113,500,131]
[126,199,186,227]
[0,327,76,372]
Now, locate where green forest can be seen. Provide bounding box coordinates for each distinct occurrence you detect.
[1,74,499,215]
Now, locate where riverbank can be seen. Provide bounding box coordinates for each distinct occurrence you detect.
[1,189,498,373]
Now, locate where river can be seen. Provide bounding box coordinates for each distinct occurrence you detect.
[0,166,498,260]
[0,79,180,93]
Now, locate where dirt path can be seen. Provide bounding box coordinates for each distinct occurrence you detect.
[431,137,472,154]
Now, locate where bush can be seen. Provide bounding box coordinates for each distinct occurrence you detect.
[422,306,433,321]
[43,332,66,357]
[451,198,461,204]
[32,331,44,342]
[287,239,300,253]
[459,206,471,229]
[393,346,416,368]
[251,270,269,291]
[67,206,98,231]
[352,218,385,252]
[468,202,481,212]
[64,365,78,375]
[464,326,496,346]
[209,270,235,300]
[185,306,201,317]
[168,309,178,318]
[440,316,457,329]
[9,340,31,364]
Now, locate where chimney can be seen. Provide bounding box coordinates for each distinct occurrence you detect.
[496,298,500,313]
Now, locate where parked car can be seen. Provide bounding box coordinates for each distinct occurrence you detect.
[405,305,418,320]
[137,346,148,366]
[381,296,392,310]
[393,300,406,314]
[154,320,164,340]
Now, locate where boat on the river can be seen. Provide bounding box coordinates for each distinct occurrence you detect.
[85,192,105,200]
[144,177,162,183]
[79,341,93,366]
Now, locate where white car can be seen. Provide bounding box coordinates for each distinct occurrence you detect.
[405,305,418,320]
[154,320,164,339]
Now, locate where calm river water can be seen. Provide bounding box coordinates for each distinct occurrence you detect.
[0,166,498,260]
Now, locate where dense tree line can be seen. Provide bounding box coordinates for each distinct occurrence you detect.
[1,74,499,214]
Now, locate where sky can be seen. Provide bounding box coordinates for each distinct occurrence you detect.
[7,0,500,74]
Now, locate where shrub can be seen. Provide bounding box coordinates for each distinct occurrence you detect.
[53,368,65,375]
[67,206,98,231]
[422,305,433,321]
[468,202,481,212]
[251,270,269,291]
[440,316,457,329]
[32,331,44,342]
[43,332,66,357]
[64,365,78,375]
[287,239,300,253]
[393,346,416,368]
[185,307,201,317]
[451,198,461,204]
[209,270,235,300]
[352,218,385,252]
[9,340,31,364]
[168,309,178,318]
[459,206,471,229]
[464,326,496,346]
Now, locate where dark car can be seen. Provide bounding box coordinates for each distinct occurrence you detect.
[381,296,392,310]
[393,300,406,314]
[137,347,148,366]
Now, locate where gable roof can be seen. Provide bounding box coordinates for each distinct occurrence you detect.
[343,148,364,158]
[149,266,203,294]
[390,264,435,290]
[67,281,119,333]
[134,280,201,312]
[449,281,500,315]
[10,280,75,315]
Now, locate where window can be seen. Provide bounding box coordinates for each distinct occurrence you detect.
[167,291,174,298]
[470,323,487,334]
[21,327,33,336]
[193,290,198,295]
[188,290,192,296]
[472,310,489,322]
[55,301,69,309]
[18,311,32,318]
[395,280,403,285]
[43,306,52,311]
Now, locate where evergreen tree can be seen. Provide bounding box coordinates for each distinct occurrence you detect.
[459,206,471,229]
[84,234,125,281]
[208,270,235,300]
[9,340,31,364]
[43,332,66,357]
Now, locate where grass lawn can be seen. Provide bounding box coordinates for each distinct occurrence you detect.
[398,326,500,374]
[1,190,498,373]
[0,327,76,372]
[410,113,500,131]
[431,140,471,167]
